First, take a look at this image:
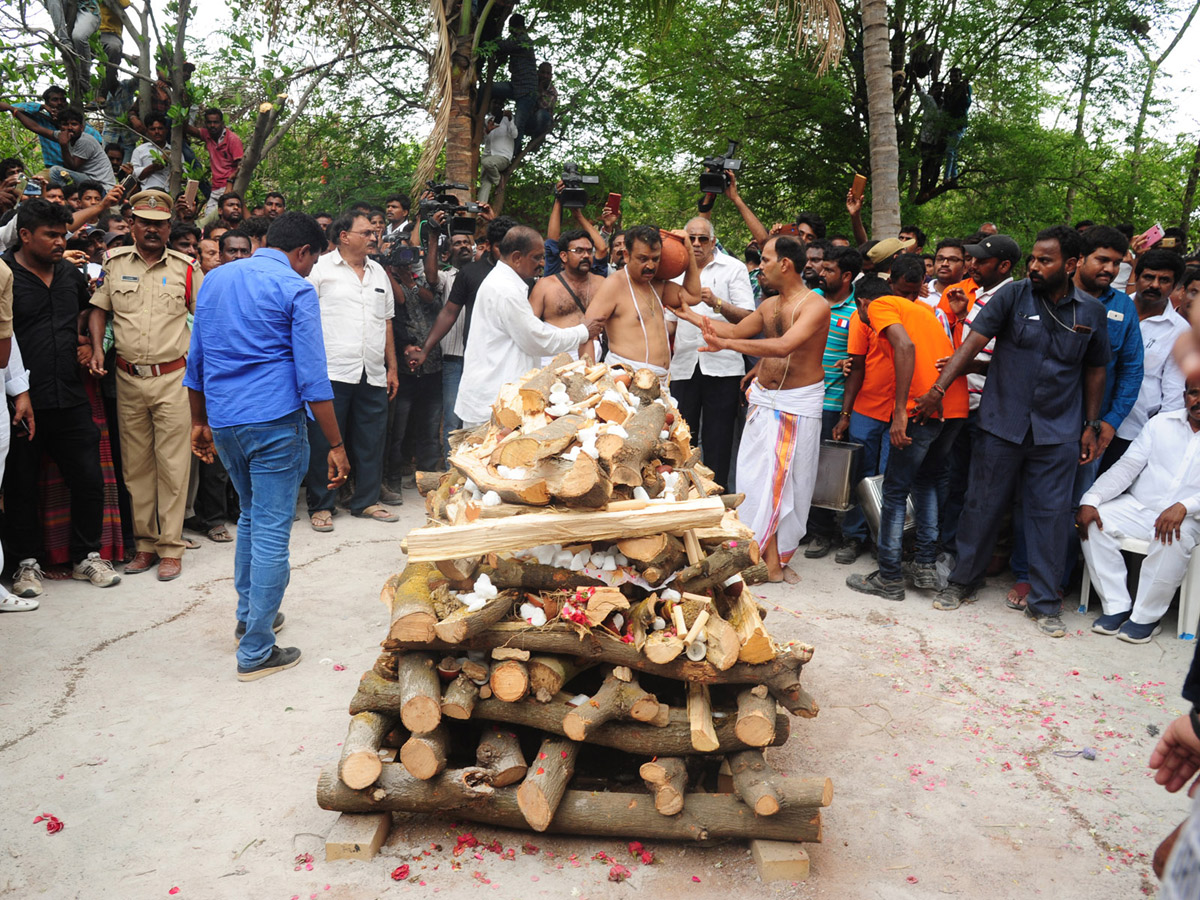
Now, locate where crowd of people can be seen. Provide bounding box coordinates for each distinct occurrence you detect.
[4,77,1200,681]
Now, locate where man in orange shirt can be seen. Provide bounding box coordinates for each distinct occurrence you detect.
[846,276,969,600]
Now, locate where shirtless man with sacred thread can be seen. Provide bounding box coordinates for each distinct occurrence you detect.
[586,225,702,380]
[529,228,606,363]
[674,235,830,583]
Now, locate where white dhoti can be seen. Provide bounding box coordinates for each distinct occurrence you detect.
[1079,493,1200,624]
[603,350,669,384]
[737,379,824,562]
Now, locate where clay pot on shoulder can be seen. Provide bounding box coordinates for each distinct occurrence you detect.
[655,229,690,280]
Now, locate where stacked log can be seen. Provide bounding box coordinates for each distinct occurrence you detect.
[318,357,831,853]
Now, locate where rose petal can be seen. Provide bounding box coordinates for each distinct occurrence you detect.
[692,876,701,882]
[168,889,180,896]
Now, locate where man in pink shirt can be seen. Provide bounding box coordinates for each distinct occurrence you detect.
[189,108,244,214]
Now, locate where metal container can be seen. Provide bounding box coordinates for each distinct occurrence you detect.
[856,474,916,539]
[810,440,863,512]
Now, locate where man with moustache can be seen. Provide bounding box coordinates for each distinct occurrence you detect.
[1078,373,1200,643]
[919,226,1110,638]
[529,228,606,363]
[1104,249,1189,468]
[87,189,203,582]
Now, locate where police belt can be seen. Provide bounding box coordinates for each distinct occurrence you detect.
[115,355,187,377]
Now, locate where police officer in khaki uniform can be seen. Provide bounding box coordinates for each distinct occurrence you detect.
[87,189,203,581]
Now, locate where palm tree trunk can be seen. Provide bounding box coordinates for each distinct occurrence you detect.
[861,0,901,238]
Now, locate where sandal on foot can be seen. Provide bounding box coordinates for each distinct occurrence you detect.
[183,537,201,550]
[0,592,39,612]
[352,504,399,523]
[207,524,233,543]
[310,510,334,532]
[1005,582,1031,610]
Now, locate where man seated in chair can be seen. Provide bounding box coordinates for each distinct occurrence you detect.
[1077,373,1200,643]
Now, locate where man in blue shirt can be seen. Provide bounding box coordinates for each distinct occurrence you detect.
[917,226,1111,638]
[184,212,351,681]
[1008,226,1143,607]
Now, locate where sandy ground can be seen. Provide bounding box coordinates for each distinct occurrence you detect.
[1,489,1196,900]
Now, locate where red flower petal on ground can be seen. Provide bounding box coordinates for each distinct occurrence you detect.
[906,875,919,884]
[32,816,44,824]
[640,850,654,865]
[627,841,643,855]
[523,842,540,855]
[391,864,410,881]
[692,876,701,882]
[608,864,631,882]
[45,818,64,834]
[168,889,180,895]
[332,664,346,671]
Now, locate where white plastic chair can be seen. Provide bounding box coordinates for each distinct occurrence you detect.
[1078,535,1200,639]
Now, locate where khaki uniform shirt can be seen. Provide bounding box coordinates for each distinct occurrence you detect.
[0,258,13,340]
[91,245,202,365]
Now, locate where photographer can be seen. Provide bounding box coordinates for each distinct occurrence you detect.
[546,181,610,277]
[478,105,516,204]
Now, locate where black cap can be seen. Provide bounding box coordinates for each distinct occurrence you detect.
[965,234,1021,264]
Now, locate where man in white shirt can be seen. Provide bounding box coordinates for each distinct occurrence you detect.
[454,225,603,429]
[926,238,967,302]
[666,217,754,489]
[304,210,400,531]
[1078,374,1200,643]
[129,113,172,192]
[477,108,517,204]
[0,332,37,610]
[1106,249,1190,468]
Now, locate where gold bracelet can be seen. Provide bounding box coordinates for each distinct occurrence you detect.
[715,297,723,314]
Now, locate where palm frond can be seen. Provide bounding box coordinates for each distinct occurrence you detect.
[774,0,845,75]
[412,0,454,195]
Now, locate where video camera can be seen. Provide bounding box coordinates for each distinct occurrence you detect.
[371,243,424,269]
[559,162,599,210]
[699,141,742,194]
[418,181,482,236]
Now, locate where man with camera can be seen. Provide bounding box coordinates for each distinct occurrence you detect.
[303,210,400,533]
[585,225,702,382]
[530,227,606,363]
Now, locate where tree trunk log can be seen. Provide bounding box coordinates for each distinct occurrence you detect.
[562,672,660,741]
[383,564,439,642]
[728,750,782,816]
[688,683,720,752]
[527,655,591,702]
[676,541,759,598]
[703,613,741,671]
[476,727,528,787]
[640,757,688,815]
[542,452,612,508]
[338,711,394,790]
[490,659,530,702]
[434,591,516,644]
[610,403,668,487]
[517,736,579,831]
[349,673,790,755]
[400,725,449,780]
[402,498,726,562]
[742,561,770,587]
[643,630,685,664]
[483,557,604,592]
[395,653,442,734]
[380,620,811,690]
[518,355,575,413]
[317,764,493,812]
[729,590,775,663]
[630,368,664,406]
[735,686,777,747]
[416,471,445,494]
[490,415,588,468]
[619,533,687,584]
[450,452,551,505]
[441,673,479,720]
[317,764,825,842]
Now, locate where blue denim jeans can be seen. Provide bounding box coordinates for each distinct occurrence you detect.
[878,418,963,581]
[212,409,308,669]
[441,355,464,461]
[841,412,891,543]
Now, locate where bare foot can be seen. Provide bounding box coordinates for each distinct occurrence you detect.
[781,566,801,584]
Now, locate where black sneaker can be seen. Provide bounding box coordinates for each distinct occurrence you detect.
[1024,605,1067,638]
[804,535,833,559]
[903,561,940,590]
[1092,611,1131,635]
[237,645,302,681]
[835,538,864,565]
[932,581,975,611]
[234,611,285,643]
[846,570,905,601]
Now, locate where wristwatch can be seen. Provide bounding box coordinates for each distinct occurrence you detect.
[1085,419,1103,435]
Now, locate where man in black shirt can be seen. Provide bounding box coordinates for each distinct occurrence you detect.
[2,199,119,598]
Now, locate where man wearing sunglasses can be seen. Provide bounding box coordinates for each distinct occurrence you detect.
[665,216,755,490]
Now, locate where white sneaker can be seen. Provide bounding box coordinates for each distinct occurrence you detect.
[72,552,122,588]
[12,559,44,598]
[0,590,39,612]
